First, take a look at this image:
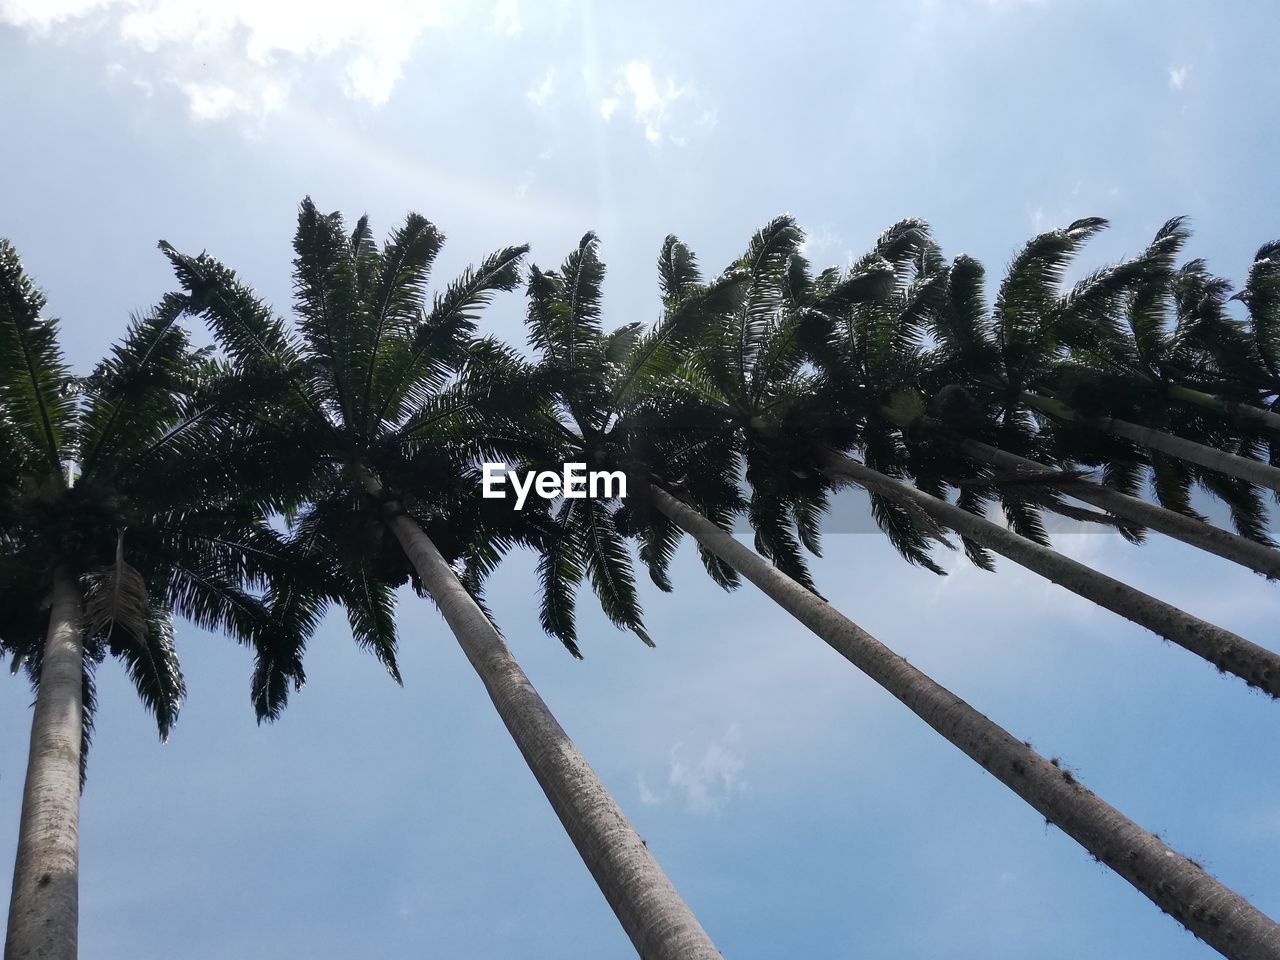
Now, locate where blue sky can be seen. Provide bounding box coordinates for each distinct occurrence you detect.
[1,1,1278,957]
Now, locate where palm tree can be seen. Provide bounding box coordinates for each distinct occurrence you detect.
[538,224,1280,958]
[774,222,1280,694]
[160,199,721,960]
[649,482,1280,960]
[864,226,1280,580]
[907,426,1280,579]
[0,241,330,960]
[1229,239,1280,430]
[815,449,1280,692]
[952,217,1280,498]
[511,231,746,652]
[647,216,1280,696]
[1111,232,1280,433]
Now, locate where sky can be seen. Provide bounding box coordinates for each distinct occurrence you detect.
[1,1,1279,957]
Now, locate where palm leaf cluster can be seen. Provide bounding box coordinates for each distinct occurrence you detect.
[527,215,1280,675]
[0,248,335,773]
[157,199,545,718]
[5,201,1280,960]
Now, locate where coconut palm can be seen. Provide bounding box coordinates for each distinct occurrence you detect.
[529,224,1280,958]
[0,241,334,960]
[159,199,720,960]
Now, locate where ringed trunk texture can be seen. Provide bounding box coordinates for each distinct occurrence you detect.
[5,569,84,960]
[374,492,719,960]
[1021,390,1280,495]
[932,428,1280,581]
[820,452,1280,698]
[649,485,1280,960]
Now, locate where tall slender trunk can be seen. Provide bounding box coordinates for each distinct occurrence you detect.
[1167,384,1280,434]
[367,482,719,960]
[924,426,1280,580]
[1021,390,1280,494]
[5,569,84,960]
[819,451,1280,697]
[649,484,1280,960]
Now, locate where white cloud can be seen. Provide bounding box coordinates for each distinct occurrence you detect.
[0,0,113,29]
[600,59,698,144]
[526,67,556,108]
[799,224,842,261]
[0,0,460,120]
[176,74,287,121]
[639,725,746,813]
[1169,66,1188,91]
[636,774,661,806]
[492,0,520,35]
[181,82,242,121]
[623,60,677,142]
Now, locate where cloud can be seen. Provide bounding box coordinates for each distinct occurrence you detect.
[526,67,555,108]
[0,0,460,120]
[1169,66,1188,91]
[639,725,746,813]
[182,82,246,121]
[599,59,699,144]
[492,0,520,35]
[0,0,112,29]
[798,224,843,261]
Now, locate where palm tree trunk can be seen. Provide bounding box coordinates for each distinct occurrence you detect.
[925,426,1280,580]
[819,451,1280,697]
[1021,390,1280,494]
[5,569,84,960]
[649,484,1280,960]
[368,483,719,960]
[1167,384,1280,434]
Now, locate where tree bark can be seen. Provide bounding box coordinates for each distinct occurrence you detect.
[927,427,1280,581]
[1021,390,1280,494]
[370,483,719,960]
[5,569,84,960]
[819,451,1280,697]
[1167,384,1280,434]
[649,484,1280,960]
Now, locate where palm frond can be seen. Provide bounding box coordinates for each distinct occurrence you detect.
[0,239,74,476]
[108,605,184,742]
[537,499,585,657]
[658,236,702,307]
[582,498,652,646]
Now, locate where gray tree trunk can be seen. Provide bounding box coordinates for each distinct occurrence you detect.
[371,485,719,960]
[933,428,1280,580]
[1021,390,1280,494]
[5,569,84,960]
[820,452,1280,697]
[649,484,1280,960]
[1168,384,1280,434]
